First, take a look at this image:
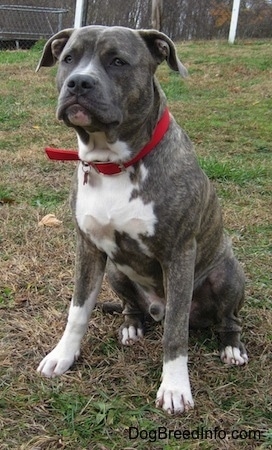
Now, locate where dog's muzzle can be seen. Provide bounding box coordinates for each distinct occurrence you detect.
[57,73,122,129]
[59,74,97,126]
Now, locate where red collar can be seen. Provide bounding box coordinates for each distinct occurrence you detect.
[45,108,170,177]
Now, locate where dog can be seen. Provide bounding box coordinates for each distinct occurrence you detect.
[36,25,248,414]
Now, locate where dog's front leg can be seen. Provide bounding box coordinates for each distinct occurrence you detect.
[37,233,107,378]
[156,238,196,414]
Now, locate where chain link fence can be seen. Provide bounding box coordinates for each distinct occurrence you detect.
[0,0,75,49]
[1,0,271,50]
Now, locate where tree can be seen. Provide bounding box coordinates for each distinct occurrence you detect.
[151,0,163,30]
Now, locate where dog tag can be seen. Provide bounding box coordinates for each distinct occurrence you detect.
[82,163,90,185]
[83,171,89,185]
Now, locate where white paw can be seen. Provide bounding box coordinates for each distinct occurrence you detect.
[37,344,80,378]
[221,346,248,366]
[156,355,194,415]
[121,325,144,345]
[156,383,194,414]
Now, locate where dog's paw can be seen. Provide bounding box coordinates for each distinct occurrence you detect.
[156,356,194,415]
[220,346,248,366]
[37,345,80,377]
[156,384,194,415]
[121,325,144,345]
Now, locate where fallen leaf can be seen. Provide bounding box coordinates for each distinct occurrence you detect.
[38,214,62,227]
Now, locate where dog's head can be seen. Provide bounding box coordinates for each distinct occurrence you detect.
[37,26,187,143]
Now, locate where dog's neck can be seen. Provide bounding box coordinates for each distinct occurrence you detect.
[76,131,132,164]
[45,107,170,178]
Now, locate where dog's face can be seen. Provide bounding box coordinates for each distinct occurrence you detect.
[37,26,187,140]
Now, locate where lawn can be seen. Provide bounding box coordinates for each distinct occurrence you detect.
[0,38,271,450]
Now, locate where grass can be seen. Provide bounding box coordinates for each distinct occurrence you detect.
[0,39,271,449]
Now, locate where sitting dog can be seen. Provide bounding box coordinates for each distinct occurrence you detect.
[36,26,248,414]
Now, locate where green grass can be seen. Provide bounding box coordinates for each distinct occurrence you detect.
[198,156,270,186]
[0,95,31,130]
[160,71,190,100]
[0,287,14,307]
[0,39,271,450]
[30,189,68,209]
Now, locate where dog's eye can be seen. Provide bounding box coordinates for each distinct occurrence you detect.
[64,55,73,64]
[111,58,126,67]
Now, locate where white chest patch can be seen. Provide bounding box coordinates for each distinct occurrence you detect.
[76,165,157,258]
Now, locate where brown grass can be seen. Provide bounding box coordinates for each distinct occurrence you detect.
[0,40,271,449]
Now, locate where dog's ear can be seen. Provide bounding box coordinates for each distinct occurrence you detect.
[36,28,74,72]
[139,30,188,77]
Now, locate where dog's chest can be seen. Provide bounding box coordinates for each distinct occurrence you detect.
[75,165,157,258]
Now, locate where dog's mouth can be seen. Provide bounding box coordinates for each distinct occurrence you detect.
[60,104,92,127]
[57,101,122,132]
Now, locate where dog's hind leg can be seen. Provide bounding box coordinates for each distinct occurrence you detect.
[107,262,147,345]
[208,254,248,366]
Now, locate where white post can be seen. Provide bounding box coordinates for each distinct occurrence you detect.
[74,0,85,28]
[228,0,241,44]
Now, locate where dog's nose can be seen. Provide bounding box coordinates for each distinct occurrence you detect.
[67,74,97,95]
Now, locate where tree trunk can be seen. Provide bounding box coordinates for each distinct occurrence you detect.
[151,0,163,30]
